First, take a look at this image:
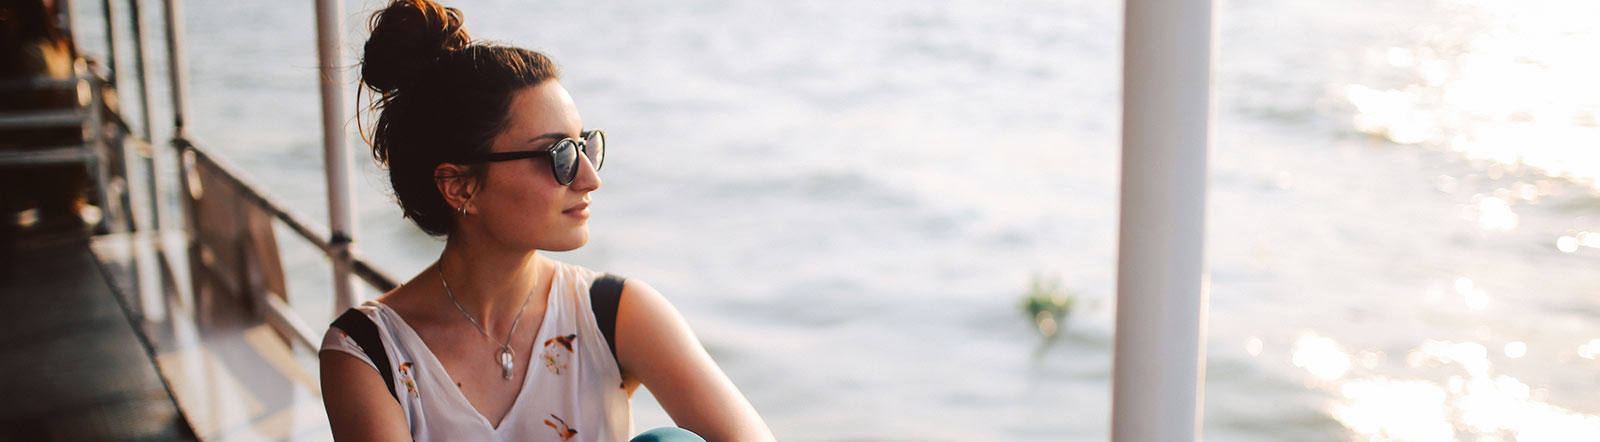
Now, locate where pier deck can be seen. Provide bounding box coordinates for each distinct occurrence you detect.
[0,225,197,441]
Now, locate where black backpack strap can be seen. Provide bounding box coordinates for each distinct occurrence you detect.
[331,308,399,403]
[589,273,627,370]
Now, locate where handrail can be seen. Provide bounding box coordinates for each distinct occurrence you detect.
[178,138,333,254]
[176,137,401,302]
[0,145,97,165]
[177,137,401,351]
[57,0,384,373]
[0,109,89,130]
[0,77,80,90]
[260,289,320,351]
[123,0,389,354]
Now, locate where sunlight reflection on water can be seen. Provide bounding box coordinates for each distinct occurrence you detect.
[1556,232,1600,254]
[1331,7,1600,436]
[1579,339,1600,360]
[1344,0,1600,194]
[1294,334,1600,441]
[1453,277,1490,311]
[1292,332,1352,382]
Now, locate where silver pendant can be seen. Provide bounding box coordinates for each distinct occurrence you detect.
[500,349,514,380]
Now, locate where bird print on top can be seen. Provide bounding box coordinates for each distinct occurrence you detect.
[544,414,578,440]
[542,333,577,375]
[398,361,419,399]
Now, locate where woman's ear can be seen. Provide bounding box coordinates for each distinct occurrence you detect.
[434,163,479,215]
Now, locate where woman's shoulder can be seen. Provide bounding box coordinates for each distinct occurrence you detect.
[326,301,385,331]
[369,272,452,327]
[545,258,660,305]
[545,257,610,284]
[323,300,411,345]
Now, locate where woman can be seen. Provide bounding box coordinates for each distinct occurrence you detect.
[318,1,775,441]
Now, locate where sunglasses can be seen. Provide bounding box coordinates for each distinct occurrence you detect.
[456,130,606,185]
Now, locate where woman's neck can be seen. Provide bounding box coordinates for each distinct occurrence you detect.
[435,234,544,333]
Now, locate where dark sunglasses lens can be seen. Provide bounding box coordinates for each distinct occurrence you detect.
[550,139,579,185]
[584,131,605,171]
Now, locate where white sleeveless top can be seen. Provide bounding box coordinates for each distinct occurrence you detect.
[320,261,633,441]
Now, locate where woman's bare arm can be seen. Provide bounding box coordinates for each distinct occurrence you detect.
[320,350,413,442]
[615,280,776,442]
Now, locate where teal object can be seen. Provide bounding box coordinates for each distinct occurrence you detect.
[630,427,706,442]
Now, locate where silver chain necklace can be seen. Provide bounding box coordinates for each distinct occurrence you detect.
[438,264,537,380]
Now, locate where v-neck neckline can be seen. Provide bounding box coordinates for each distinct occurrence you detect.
[372,264,565,432]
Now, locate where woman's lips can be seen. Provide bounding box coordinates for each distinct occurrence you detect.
[563,202,589,218]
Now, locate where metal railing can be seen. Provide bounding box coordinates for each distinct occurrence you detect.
[38,0,399,355]
[175,138,399,349]
[0,69,127,235]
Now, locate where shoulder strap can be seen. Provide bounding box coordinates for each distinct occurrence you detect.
[332,308,399,403]
[589,273,626,368]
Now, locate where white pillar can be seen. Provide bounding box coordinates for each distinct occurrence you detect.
[1111,0,1213,440]
[314,0,358,311]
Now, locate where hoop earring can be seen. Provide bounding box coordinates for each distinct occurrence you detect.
[458,193,475,217]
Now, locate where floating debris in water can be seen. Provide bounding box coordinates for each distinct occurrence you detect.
[1020,274,1074,339]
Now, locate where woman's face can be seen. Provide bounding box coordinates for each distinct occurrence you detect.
[469,80,601,252]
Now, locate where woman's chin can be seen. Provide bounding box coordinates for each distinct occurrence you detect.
[540,229,589,252]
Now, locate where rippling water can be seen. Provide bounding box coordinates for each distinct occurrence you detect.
[73,0,1600,440]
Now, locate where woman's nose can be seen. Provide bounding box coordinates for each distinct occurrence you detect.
[571,151,601,192]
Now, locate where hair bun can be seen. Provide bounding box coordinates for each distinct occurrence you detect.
[361,0,472,94]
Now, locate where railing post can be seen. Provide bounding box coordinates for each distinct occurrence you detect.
[161,0,196,291]
[1111,0,1214,441]
[99,0,118,85]
[160,0,188,140]
[314,0,359,311]
[84,75,118,233]
[125,0,154,143]
[58,0,76,41]
[126,0,161,230]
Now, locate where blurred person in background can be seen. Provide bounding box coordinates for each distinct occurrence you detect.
[0,0,94,281]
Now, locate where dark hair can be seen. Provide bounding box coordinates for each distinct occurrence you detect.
[361,0,559,236]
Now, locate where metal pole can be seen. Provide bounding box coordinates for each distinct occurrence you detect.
[99,0,118,85]
[58,0,76,41]
[158,0,198,314]
[1111,0,1213,440]
[314,0,359,311]
[84,76,122,234]
[127,0,160,229]
[126,0,154,143]
[160,0,189,241]
[160,0,188,139]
